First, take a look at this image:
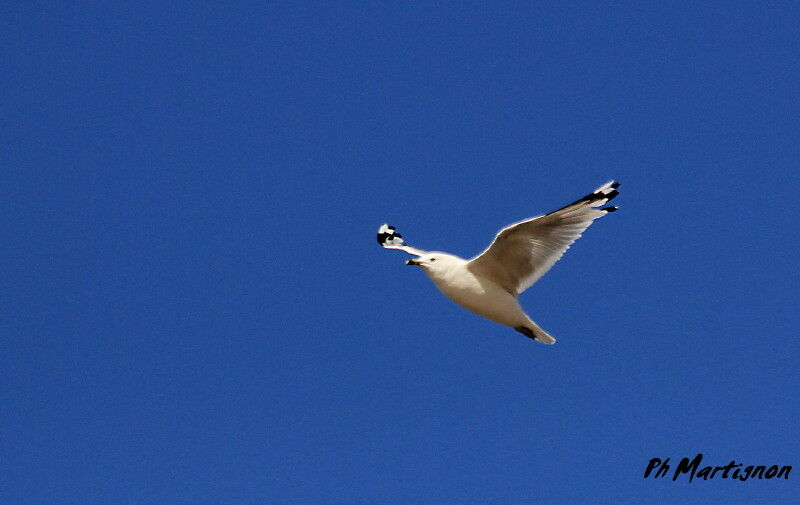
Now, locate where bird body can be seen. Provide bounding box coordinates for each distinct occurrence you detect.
[377,181,620,344]
[406,252,547,340]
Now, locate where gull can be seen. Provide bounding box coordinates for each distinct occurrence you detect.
[376,181,620,344]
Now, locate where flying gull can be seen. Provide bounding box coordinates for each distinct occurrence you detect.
[376,181,620,344]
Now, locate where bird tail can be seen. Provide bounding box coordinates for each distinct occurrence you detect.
[514,320,556,345]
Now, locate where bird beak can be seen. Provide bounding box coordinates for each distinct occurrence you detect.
[405,258,420,266]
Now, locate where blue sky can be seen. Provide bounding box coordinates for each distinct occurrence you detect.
[2,2,799,504]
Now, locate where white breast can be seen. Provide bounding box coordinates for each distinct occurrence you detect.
[425,262,528,328]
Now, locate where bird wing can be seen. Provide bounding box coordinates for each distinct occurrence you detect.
[467,181,620,295]
[376,224,427,256]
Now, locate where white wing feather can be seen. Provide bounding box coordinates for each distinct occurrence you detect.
[467,181,620,295]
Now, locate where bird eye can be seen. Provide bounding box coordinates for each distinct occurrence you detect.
[430,258,436,262]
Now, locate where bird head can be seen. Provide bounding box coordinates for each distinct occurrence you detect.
[405,252,460,274]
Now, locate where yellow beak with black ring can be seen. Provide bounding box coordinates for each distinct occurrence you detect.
[405,258,420,266]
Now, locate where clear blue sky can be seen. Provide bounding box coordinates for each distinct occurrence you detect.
[2,2,798,504]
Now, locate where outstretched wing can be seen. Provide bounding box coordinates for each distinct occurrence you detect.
[467,181,620,295]
[376,224,427,256]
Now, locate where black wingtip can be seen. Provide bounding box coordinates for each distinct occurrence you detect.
[610,181,621,189]
[601,206,618,212]
[377,224,403,246]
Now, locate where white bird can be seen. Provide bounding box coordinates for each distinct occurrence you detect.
[376,181,620,344]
